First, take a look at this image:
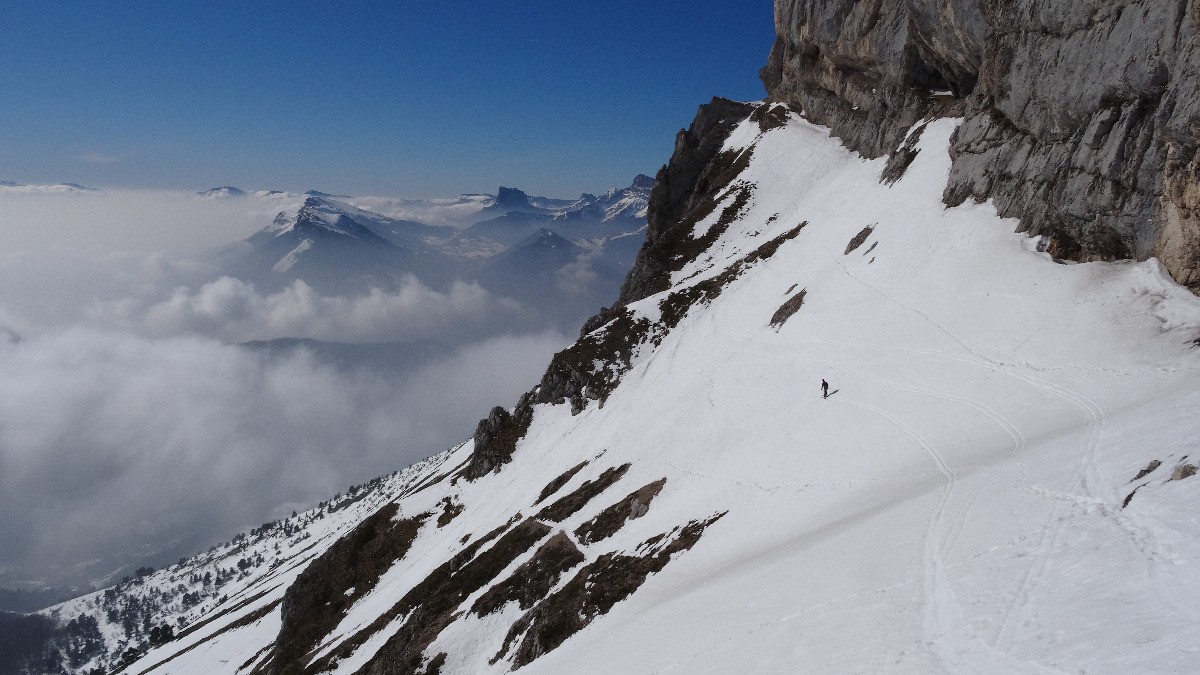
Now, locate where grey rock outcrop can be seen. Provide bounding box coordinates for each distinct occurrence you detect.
[1171,463,1197,481]
[618,97,756,305]
[764,0,1200,290]
[462,397,535,480]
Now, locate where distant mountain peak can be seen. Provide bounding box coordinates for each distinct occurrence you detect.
[266,197,388,242]
[58,182,100,192]
[519,227,572,248]
[0,181,100,193]
[555,174,654,222]
[495,186,533,208]
[631,173,655,190]
[197,186,247,198]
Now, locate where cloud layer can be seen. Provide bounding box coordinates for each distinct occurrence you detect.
[92,275,525,343]
[0,327,567,588]
[0,187,592,594]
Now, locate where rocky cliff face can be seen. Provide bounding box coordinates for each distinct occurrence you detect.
[763,0,1200,289]
[618,97,757,305]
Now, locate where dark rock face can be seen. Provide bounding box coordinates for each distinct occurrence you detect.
[536,308,655,413]
[881,122,928,184]
[495,186,534,209]
[494,513,726,669]
[1171,463,1198,481]
[264,506,426,674]
[306,518,552,675]
[769,289,808,329]
[765,0,1200,289]
[354,518,551,675]
[1132,459,1163,482]
[574,478,667,545]
[630,173,656,191]
[619,97,757,305]
[470,532,585,618]
[843,225,875,255]
[535,461,589,505]
[536,464,631,523]
[944,1,1199,277]
[764,0,963,159]
[463,396,535,481]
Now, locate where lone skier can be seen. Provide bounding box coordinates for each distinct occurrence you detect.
[821,379,829,399]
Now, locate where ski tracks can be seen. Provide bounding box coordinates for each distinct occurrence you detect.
[835,394,1021,672]
[819,245,1129,657]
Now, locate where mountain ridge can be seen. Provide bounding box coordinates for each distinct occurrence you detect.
[18,4,1200,673]
[32,96,1200,675]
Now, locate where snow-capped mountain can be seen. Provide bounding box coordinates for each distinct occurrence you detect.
[0,181,100,193]
[210,196,418,294]
[265,198,397,242]
[464,176,651,247]
[207,184,650,327]
[556,173,653,223]
[29,95,1200,673]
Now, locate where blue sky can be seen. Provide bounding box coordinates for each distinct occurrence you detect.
[0,2,774,197]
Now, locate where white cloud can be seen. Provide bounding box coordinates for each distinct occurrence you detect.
[0,326,568,588]
[0,188,301,257]
[346,195,489,229]
[0,187,593,592]
[556,243,602,295]
[90,275,526,343]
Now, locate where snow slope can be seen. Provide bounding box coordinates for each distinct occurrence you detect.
[47,105,1200,674]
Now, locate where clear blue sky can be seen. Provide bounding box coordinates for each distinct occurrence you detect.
[0,1,775,197]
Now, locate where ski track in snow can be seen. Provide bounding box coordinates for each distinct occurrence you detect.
[827,278,1191,666]
[732,232,1160,668]
[823,243,1109,660]
[630,116,1200,672]
[746,345,1028,578]
[732,318,1023,670]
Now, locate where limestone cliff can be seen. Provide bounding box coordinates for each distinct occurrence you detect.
[763,0,1200,289]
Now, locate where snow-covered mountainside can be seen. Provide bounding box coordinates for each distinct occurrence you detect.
[35,99,1200,674]
[0,181,100,193]
[210,197,419,295]
[555,173,653,223]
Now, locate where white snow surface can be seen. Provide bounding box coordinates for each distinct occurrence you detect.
[272,238,314,273]
[0,181,100,193]
[51,108,1200,674]
[267,198,382,238]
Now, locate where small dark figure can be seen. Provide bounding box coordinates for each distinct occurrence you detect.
[821,379,829,399]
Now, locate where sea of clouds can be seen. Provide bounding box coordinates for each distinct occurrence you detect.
[0,189,571,591]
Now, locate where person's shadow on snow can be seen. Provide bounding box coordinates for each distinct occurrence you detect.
[823,389,840,399]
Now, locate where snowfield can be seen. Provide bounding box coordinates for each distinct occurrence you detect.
[48,106,1200,674]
